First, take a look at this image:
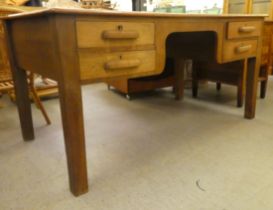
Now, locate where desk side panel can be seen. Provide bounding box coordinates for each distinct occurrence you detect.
[8,16,58,80]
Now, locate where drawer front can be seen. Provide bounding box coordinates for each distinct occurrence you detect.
[76,21,155,48]
[223,40,258,62]
[79,50,156,81]
[227,21,262,39]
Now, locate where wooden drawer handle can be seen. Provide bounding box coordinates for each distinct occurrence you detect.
[235,45,252,54]
[104,59,141,70]
[102,30,139,40]
[238,26,256,33]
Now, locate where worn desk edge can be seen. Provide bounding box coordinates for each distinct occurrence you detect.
[1,7,268,20]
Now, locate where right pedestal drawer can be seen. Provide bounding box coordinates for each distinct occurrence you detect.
[227,21,262,39]
[223,39,258,62]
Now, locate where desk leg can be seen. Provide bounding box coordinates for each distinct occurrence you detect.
[3,23,34,141]
[58,81,88,196]
[174,58,185,100]
[245,57,258,119]
[52,16,88,196]
[13,68,34,141]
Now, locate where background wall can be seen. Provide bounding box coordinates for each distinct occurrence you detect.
[112,0,133,11]
[184,0,223,11]
[112,0,224,12]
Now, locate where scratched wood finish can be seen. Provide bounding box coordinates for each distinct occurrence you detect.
[2,8,265,196]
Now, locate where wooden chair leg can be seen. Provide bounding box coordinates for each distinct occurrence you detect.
[260,80,267,99]
[216,82,221,91]
[0,92,3,107]
[172,86,176,93]
[30,86,51,125]
[174,58,185,100]
[13,68,34,140]
[192,80,198,98]
[192,61,198,98]
[237,82,244,108]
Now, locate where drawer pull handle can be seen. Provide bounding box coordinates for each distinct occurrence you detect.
[235,45,252,54]
[105,59,141,70]
[238,26,256,33]
[102,30,139,40]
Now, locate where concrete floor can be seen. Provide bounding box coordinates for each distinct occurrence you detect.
[1,79,273,210]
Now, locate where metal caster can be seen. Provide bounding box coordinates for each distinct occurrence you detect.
[126,94,131,100]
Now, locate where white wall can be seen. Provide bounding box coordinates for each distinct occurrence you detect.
[112,0,132,11]
[184,0,223,10]
[112,0,224,11]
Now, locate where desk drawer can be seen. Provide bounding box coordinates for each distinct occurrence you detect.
[79,50,156,81]
[227,21,262,39]
[223,40,257,62]
[76,21,155,48]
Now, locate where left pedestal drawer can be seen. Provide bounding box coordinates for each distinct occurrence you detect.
[79,50,156,81]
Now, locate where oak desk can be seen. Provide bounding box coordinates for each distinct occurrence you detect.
[2,8,264,196]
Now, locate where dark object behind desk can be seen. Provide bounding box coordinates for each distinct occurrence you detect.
[24,0,41,6]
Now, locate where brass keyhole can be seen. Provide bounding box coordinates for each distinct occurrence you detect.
[117,25,123,31]
[119,55,123,59]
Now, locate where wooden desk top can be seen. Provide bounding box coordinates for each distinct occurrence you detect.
[0,5,41,13]
[2,7,267,19]
[2,8,265,82]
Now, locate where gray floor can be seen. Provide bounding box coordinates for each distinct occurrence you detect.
[1,79,273,210]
